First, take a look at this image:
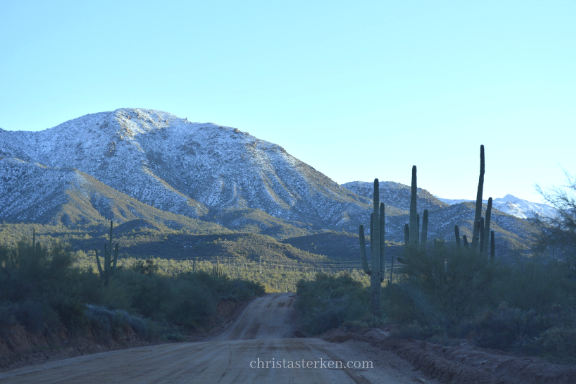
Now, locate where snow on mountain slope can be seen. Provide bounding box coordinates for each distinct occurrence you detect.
[434,194,557,219]
[0,157,226,230]
[342,181,448,213]
[0,108,370,229]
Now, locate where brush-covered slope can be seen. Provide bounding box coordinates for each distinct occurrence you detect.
[0,109,371,229]
[0,157,226,232]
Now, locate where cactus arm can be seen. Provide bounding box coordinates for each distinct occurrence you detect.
[409,166,418,248]
[490,230,495,259]
[463,235,469,248]
[380,202,385,282]
[483,198,492,255]
[472,145,485,248]
[32,227,36,251]
[454,225,461,247]
[359,225,371,275]
[420,209,428,251]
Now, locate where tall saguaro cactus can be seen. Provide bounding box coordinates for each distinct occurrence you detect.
[453,145,496,257]
[408,166,419,248]
[471,145,485,248]
[95,220,119,285]
[358,179,385,315]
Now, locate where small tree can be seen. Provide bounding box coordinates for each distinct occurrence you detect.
[533,171,576,265]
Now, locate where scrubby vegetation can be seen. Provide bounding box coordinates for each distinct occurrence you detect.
[386,245,576,360]
[297,244,576,363]
[298,166,576,364]
[296,273,374,334]
[0,237,264,344]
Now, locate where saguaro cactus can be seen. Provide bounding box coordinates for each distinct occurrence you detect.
[482,198,493,256]
[212,256,223,277]
[408,166,419,248]
[490,230,495,259]
[379,203,385,282]
[95,220,119,285]
[358,179,385,315]
[420,209,429,251]
[471,145,485,248]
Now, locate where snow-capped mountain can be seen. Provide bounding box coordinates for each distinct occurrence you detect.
[0,108,370,230]
[0,108,541,256]
[434,194,557,219]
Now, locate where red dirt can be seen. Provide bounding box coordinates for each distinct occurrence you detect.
[322,328,576,384]
[0,298,254,372]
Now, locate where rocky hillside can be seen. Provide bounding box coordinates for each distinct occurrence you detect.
[0,108,541,257]
[0,109,371,230]
[0,157,225,232]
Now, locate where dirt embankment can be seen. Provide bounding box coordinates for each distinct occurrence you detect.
[323,328,576,384]
[0,298,252,372]
[1,294,436,384]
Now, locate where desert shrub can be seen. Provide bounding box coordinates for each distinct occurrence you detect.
[86,304,148,338]
[382,242,576,362]
[466,305,552,350]
[497,257,574,312]
[86,304,115,333]
[126,314,147,336]
[297,273,370,334]
[12,301,45,333]
[50,297,88,333]
[392,244,499,326]
[528,326,576,363]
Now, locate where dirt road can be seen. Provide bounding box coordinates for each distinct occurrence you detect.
[0,294,436,383]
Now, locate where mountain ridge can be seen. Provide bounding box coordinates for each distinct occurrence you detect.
[0,108,542,258]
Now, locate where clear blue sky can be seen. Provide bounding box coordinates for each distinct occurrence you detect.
[1,1,574,202]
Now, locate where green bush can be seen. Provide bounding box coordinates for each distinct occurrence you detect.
[296,273,370,334]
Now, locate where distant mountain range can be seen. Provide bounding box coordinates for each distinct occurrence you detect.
[434,194,557,219]
[0,108,544,257]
